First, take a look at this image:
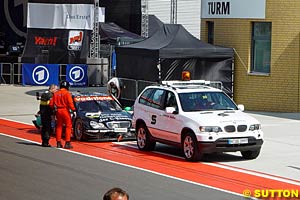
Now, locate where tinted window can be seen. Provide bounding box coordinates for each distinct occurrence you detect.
[150,89,165,109]
[207,21,214,44]
[164,91,178,110]
[251,22,271,73]
[139,88,154,106]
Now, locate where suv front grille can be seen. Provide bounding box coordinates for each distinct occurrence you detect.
[237,125,247,132]
[224,125,235,132]
[106,121,131,129]
[224,125,247,133]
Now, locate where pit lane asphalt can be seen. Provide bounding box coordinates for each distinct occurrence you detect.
[0,85,243,200]
[0,85,299,200]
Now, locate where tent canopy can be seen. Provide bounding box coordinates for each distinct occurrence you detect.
[117,24,234,59]
[115,23,234,97]
[99,22,143,44]
[148,15,164,37]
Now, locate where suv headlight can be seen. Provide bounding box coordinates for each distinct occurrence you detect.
[249,124,261,131]
[199,126,222,133]
[90,121,106,129]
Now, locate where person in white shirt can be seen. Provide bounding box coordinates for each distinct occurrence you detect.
[107,77,122,99]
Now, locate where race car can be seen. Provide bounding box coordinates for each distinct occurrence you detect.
[72,92,135,141]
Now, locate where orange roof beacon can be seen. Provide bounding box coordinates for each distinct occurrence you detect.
[182,71,191,81]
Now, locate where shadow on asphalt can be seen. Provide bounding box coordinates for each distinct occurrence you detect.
[16,141,41,147]
[154,143,246,163]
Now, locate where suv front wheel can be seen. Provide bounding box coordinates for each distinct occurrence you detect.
[241,149,261,159]
[136,123,156,151]
[182,132,203,162]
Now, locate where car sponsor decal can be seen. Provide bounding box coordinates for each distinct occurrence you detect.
[74,96,113,102]
[97,113,131,123]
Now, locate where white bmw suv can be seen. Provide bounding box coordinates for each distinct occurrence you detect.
[132,80,263,161]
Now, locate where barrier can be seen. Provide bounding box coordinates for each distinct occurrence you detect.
[119,77,156,102]
[0,63,13,84]
[87,58,109,86]
[137,79,156,94]
[0,62,110,86]
[12,63,22,84]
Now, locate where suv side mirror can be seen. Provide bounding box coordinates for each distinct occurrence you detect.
[237,104,245,111]
[165,107,178,114]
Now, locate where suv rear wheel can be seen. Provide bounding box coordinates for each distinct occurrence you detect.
[182,132,202,161]
[136,123,156,151]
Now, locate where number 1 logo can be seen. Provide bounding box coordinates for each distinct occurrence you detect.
[32,65,49,85]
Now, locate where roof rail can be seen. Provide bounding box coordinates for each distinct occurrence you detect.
[161,80,223,90]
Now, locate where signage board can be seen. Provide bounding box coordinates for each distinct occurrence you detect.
[201,0,266,19]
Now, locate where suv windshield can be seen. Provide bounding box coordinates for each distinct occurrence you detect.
[179,92,237,112]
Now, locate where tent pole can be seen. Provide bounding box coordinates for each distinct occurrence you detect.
[157,58,161,83]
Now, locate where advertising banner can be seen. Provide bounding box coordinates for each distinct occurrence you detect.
[22,29,91,64]
[27,3,95,30]
[66,64,88,87]
[68,30,84,51]
[22,63,59,86]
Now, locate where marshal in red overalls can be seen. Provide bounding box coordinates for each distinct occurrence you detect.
[49,81,76,149]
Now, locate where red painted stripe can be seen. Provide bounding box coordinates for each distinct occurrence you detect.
[1,118,299,196]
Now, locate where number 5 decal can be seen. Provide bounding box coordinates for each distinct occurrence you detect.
[151,115,157,124]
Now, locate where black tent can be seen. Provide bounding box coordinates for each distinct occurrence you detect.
[99,22,143,45]
[116,24,234,96]
[148,15,164,37]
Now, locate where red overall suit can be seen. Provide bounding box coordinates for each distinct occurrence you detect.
[49,88,75,147]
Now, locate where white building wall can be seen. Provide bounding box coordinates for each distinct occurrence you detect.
[148,0,201,39]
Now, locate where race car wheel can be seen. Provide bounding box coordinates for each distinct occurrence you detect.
[182,132,202,162]
[136,124,156,151]
[241,149,261,160]
[74,119,85,141]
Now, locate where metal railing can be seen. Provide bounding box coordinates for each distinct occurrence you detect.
[119,77,156,101]
[0,63,13,84]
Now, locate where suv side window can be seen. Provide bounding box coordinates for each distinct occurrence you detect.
[139,88,154,106]
[164,91,178,110]
[150,89,165,110]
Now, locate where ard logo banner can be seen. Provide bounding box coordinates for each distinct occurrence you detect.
[22,64,59,86]
[66,64,88,87]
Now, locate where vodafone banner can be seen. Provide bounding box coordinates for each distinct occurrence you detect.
[22,64,59,86]
[27,3,95,30]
